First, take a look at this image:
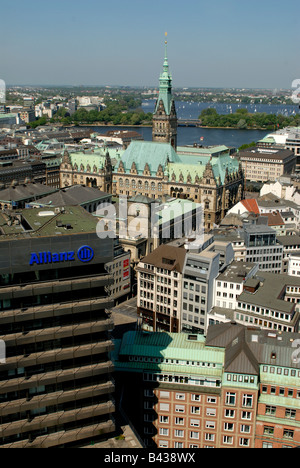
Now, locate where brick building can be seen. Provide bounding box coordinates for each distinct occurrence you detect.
[113,323,300,448]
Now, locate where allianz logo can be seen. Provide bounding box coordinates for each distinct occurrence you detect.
[29,246,94,266]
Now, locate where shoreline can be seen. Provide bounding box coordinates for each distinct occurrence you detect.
[70,123,270,131]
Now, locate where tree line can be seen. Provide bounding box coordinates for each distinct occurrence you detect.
[198,108,300,130]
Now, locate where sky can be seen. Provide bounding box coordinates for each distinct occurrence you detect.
[0,0,300,90]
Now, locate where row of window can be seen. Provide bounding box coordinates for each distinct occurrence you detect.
[157,408,253,422]
[234,312,294,332]
[157,436,251,447]
[119,179,163,191]
[236,304,292,322]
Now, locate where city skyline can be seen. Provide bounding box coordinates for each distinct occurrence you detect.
[0,0,299,89]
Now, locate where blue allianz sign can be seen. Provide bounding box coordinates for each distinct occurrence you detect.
[29,245,94,266]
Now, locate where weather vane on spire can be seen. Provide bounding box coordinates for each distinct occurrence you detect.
[165,32,168,44]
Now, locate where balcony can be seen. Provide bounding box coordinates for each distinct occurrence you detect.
[0,400,115,438]
[1,340,114,373]
[0,274,114,300]
[0,297,114,324]
[0,361,114,395]
[0,319,114,348]
[1,419,116,448]
[0,381,115,418]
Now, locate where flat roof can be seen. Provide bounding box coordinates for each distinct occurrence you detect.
[217,261,257,283]
[238,272,300,314]
[0,205,99,239]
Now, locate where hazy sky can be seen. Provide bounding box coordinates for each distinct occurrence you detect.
[1,0,299,90]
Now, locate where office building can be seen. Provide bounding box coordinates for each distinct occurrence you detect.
[238,147,296,182]
[210,270,300,333]
[113,323,300,448]
[0,206,115,447]
[137,235,234,334]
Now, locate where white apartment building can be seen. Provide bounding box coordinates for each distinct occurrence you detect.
[137,244,184,333]
[137,236,234,334]
[288,254,300,277]
[209,271,300,333]
[214,261,259,311]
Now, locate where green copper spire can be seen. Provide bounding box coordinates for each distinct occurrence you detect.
[155,34,173,115]
[163,36,169,73]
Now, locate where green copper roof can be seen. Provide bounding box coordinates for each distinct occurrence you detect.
[168,162,206,183]
[118,331,224,364]
[116,141,239,184]
[211,154,240,184]
[117,140,180,175]
[154,41,175,116]
[69,147,123,172]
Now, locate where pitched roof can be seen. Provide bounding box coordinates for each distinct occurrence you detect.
[240,198,259,214]
[205,322,245,348]
[224,329,260,375]
[118,140,180,175]
[0,183,57,203]
[29,185,110,207]
[261,211,284,226]
[139,244,187,273]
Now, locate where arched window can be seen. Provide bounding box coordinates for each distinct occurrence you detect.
[119,178,123,187]
[145,181,149,191]
[151,182,156,191]
[132,179,136,189]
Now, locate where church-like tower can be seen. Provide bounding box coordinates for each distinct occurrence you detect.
[152,37,177,149]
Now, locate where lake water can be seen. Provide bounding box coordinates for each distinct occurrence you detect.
[89,124,269,149]
[86,99,299,149]
[142,99,299,119]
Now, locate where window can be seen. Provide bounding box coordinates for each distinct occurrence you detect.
[160,415,169,424]
[223,436,233,445]
[190,431,199,440]
[207,397,216,404]
[241,411,252,420]
[206,408,216,417]
[159,441,169,448]
[175,405,185,413]
[265,406,276,416]
[240,425,251,434]
[224,422,234,431]
[262,442,273,449]
[226,392,236,406]
[174,442,184,448]
[190,419,200,427]
[242,394,253,408]
[159,428,169,436]
[206,421,215,429]
[160,403,170,412]
[191,394,201,402]
[239,438,250,447]
[285,409,296,419]
[160,391,170,399]
[283,429,294,439]
[175,417,184,425]
[263,426,274,435]
[225,409,235,418]
[175,430,184,438]
[176,393,185,400]
[191,406,200,415]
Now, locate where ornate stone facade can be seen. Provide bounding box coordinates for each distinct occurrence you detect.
[59,42,245,232]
